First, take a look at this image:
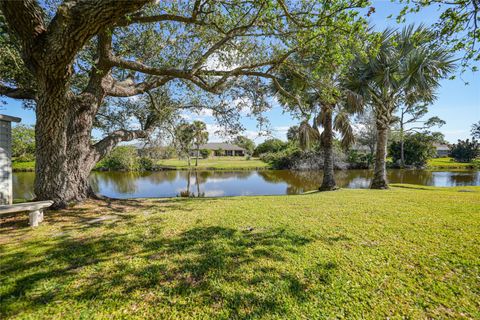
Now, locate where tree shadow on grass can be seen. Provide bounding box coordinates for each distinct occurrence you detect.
[0,224,338,318]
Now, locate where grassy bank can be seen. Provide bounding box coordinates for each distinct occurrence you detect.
[1,185,479,319]
[157,157,271,170]
[427,157,479,169]
[12,160,35,172]
[12,157,270,172]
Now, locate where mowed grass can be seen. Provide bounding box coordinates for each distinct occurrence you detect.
[1,185,479,319]
[427,157,480,169]
[11,161,35,172]
[157,157,270,170]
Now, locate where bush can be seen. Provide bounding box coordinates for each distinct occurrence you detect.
[200,149,211,159]
[347,150,373,169]
[12,124,35,159]
[389,133,437,167]
[449,139,480,162]
[14,154,35,162]
[138,157,155,171]
[260,144,348,170]
[254,139,287,156]
[260,148,302,169]
[96,146,140,171]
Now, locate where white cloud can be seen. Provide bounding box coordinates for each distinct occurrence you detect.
[231,97,253,115]
[204,50,241,72]
[195,109,213,117]
[272,126,289,140]
[180,113,192,120]
[205,123,225,141]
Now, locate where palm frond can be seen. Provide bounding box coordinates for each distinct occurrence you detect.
[298,120,320,150]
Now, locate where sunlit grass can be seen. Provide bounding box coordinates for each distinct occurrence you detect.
[157,157,270,170]
[427,157,479,169]
[11,160,35,172]
[1,185,479,319]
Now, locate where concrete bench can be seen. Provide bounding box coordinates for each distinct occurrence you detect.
[0,200,54,227]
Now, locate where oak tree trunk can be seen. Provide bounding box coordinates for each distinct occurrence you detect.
[319,107,337,191]
[371,125,389,189]
[34,88,98,208]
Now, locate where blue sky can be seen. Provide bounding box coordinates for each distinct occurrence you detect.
[3,0,479,144]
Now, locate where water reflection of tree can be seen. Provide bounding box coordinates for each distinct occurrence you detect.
[12,172,36,200]
[258,171,321,194]
[447,171,479,186]
[179,171,206,198]
[144,170,178,184]
[92,172,140,194]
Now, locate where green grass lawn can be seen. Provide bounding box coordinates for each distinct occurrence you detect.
[11,160,35,172]
[427,157,480,169]
[157,157,271,170]
[1,185,479,319]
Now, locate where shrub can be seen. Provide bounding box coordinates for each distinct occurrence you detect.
[259,144,348,170]
[389,133,437,167]
[260,149,301,169]
[254,139,287,156]
[138,157,155,171]
[449,139,480,162]
[14,154,35,162]
[97,146,139,171]
[347,150,373,169]
[200,149,211,159]
[12,124,35,159]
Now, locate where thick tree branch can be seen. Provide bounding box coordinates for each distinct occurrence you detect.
[117,0,205,26]
[0,0,46,70]
[93,128,151,160]
[0,84,36,100]
[43,0,150,79]
[104,76,173,97]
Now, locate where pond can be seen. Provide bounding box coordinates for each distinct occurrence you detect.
[13,169,480,200]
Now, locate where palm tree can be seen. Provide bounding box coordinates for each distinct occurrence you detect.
[344,25,455,188]
[175,121,195,166]
[191,121,209,166]
[275,68,359,191]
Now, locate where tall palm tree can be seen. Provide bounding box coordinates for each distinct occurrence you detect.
[344,25,455,188]
[275,67,359,191]
[191,121,209,167]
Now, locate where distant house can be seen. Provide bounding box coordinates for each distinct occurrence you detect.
[350,144,373,154]
[198,143,246,156]
[433,143,450,157]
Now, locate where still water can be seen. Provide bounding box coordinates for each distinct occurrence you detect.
[13,169,480,200]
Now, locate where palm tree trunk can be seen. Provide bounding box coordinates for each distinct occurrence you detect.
[195,144,199,166]
[400,117,405,168]
[400,138,405,168]
[371,125,389,189]
[319,107,337,191]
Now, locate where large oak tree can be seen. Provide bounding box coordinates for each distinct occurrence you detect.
[0,0,367,208]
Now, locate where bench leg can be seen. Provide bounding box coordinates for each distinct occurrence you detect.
[39,210,44,223]
[29,210,41,227]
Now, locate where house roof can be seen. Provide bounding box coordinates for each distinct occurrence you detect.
[199,143,245,151]
[350,144,371,152]
[0,114,21,123]
[433,143,450,151]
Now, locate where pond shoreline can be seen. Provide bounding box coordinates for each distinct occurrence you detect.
[13,165,480,173]
[14,169,480,201]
